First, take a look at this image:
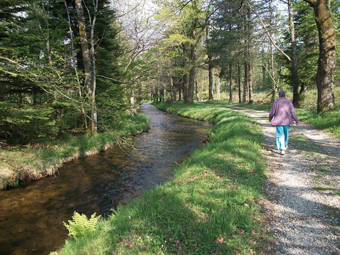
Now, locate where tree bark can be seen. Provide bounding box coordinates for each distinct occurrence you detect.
[188,46,195,103]
[187,3,199,104]
[229,63,233,102]
[248,61,253,104]
[64,0,87,130]
[238,60,241,103]
[182,45,188,103]
[200,78,203,101]
[288,0,300,107]
[171,77,176,102]
[303,0,336,112]
[75,0,93,133]
[154,89,159,102]
[208,62,214,100]
[89,0,98,134]
[196,81,199,101]
[160,88,164,102]
[216,73,220,100]
[183,73,188,103]
[178,85,181,101]
[268,0,278,102]
[130,83,135,113]
[207,25,214,101]
[243,60,248,103]
[246,6,253,104]
[262,54,266,88]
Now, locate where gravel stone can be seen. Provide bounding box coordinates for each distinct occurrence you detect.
[229,106,340,255]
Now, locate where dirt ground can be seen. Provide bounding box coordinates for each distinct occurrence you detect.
[228,106,340,255]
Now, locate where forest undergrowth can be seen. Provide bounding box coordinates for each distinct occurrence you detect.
[0,112,149,190]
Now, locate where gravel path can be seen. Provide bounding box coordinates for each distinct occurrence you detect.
[228,106,340,255]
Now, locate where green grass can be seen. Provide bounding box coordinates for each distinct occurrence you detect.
[0,112,150,190]
[198,88,340,140]
[295,107,340,139]
[56,102,268,255]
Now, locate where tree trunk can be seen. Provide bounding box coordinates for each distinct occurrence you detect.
[171,77,176,102]
[247,6,253,104]
[248,61,253,104]
[238,59,241,103]
[208,63,214,100]
[130,83,135,113]
[171,77,177,102]
[188,11,198,104]
[160,88,165,102]
[178,85,181,101]
[269,0,277,102]
[65,0,86,131]
[200,81,203,101]
[182,45,188,103]
[75,0,93,133]
[216,73,220,100]
[154,89,158,102]
[183,73,188,103]
[229,63,233,102]
[196,81,199,101]
[40,2,52,66]
[289,0,300,107]
[188,46,195,103]
[206,25,214,101]
[243,60,248,103]
[261,50,266,88]
[90,0,98,134]
[304,0,336,112]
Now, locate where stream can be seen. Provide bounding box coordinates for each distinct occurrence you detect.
[0,103,211,255]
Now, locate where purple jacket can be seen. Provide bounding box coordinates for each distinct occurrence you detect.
[269,97,299,126]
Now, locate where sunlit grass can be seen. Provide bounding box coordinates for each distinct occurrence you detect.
[57,102,267,255]
[295,106,340,139]
[199,88,340,140]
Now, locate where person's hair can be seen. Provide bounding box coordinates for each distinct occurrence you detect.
[278,90,286,97]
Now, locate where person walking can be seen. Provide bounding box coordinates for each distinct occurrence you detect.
[269,90,299,155]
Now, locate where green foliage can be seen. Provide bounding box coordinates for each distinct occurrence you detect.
[280,1,319,88]
[0,102,58,144]
[295,106,340,139]
[0,110,149,190]
[0,0,129,144]
[63,212,101,240]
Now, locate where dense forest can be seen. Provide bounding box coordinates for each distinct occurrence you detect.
[0,0,339,145]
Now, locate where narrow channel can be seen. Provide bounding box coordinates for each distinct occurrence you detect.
[0,103,211,255]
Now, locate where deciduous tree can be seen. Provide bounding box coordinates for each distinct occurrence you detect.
[303,0,336,112]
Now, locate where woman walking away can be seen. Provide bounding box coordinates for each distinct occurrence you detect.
[269,90,299,155]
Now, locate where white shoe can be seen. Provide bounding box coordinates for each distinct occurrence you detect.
[280,150,285,155]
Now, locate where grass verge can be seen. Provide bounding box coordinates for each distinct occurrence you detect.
[199,87,340,141]
[0,112,150,190]
[56,102,268,255]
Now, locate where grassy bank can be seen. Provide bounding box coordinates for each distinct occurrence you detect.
[56,102,268,255]
[0,112,149,190]
[203,88,340,140]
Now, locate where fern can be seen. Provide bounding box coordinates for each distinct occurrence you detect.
[63,211,101,240]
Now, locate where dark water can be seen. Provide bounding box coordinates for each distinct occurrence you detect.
[0,103,211,255]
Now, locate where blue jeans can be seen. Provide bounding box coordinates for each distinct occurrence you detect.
[276,125,290,151]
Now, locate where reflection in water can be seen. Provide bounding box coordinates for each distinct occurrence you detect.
[0,103,211,255]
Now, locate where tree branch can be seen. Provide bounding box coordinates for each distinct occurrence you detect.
[248,2,291,62]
